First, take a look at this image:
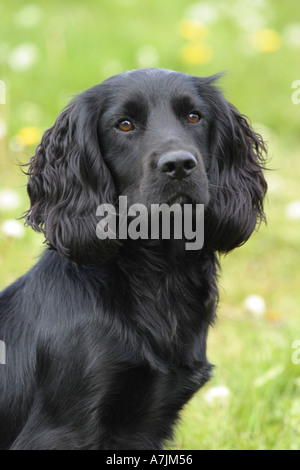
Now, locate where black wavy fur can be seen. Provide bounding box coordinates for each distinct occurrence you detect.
[0,69,267,450]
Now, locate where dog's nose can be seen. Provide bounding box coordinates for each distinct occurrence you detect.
[157,151,197,180]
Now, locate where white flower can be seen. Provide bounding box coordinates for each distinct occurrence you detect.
[0,117,7,139]
[184,2,218,25]
[243,295,266,317]
[231,0,270,32]
[284,23,300,48]
[0,190,21,211]
[1,219,25,238]
[204,385,230,405]
[15,5,42,28]
[286,201,300,220]
[136,46,160,68]
[8,43,39,72]
[266,174,285,194]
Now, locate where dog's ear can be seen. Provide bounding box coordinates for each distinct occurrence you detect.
[199,78,267,253]
[24,87,118,265]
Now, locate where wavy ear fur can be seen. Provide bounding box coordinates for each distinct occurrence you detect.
[198,78,267,253]
[25,87,118,265]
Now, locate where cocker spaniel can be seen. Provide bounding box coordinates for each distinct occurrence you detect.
[0,69,267,450]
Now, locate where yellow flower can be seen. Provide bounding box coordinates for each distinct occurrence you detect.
[252,29,282,53]
[16,126,42,146]
[180,43,213,65]
[178,19,208,42]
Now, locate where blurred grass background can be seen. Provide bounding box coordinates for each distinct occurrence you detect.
[0,0,300,450]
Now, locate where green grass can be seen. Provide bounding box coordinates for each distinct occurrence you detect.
[1,0,300,450]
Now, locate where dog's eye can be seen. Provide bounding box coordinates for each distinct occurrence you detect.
[118,120,134,132]
[187,113,201,124]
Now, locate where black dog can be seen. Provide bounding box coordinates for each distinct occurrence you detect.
[0,69,267,450]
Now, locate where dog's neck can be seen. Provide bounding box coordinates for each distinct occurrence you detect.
[111,239,219,368]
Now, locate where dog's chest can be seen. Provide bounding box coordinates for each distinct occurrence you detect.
[101,360,212,445]
[124,267,212,359]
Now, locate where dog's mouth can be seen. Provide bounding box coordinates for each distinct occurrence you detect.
[167,193,195,206]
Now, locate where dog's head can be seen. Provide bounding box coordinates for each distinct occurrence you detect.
[25,69,267,264]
